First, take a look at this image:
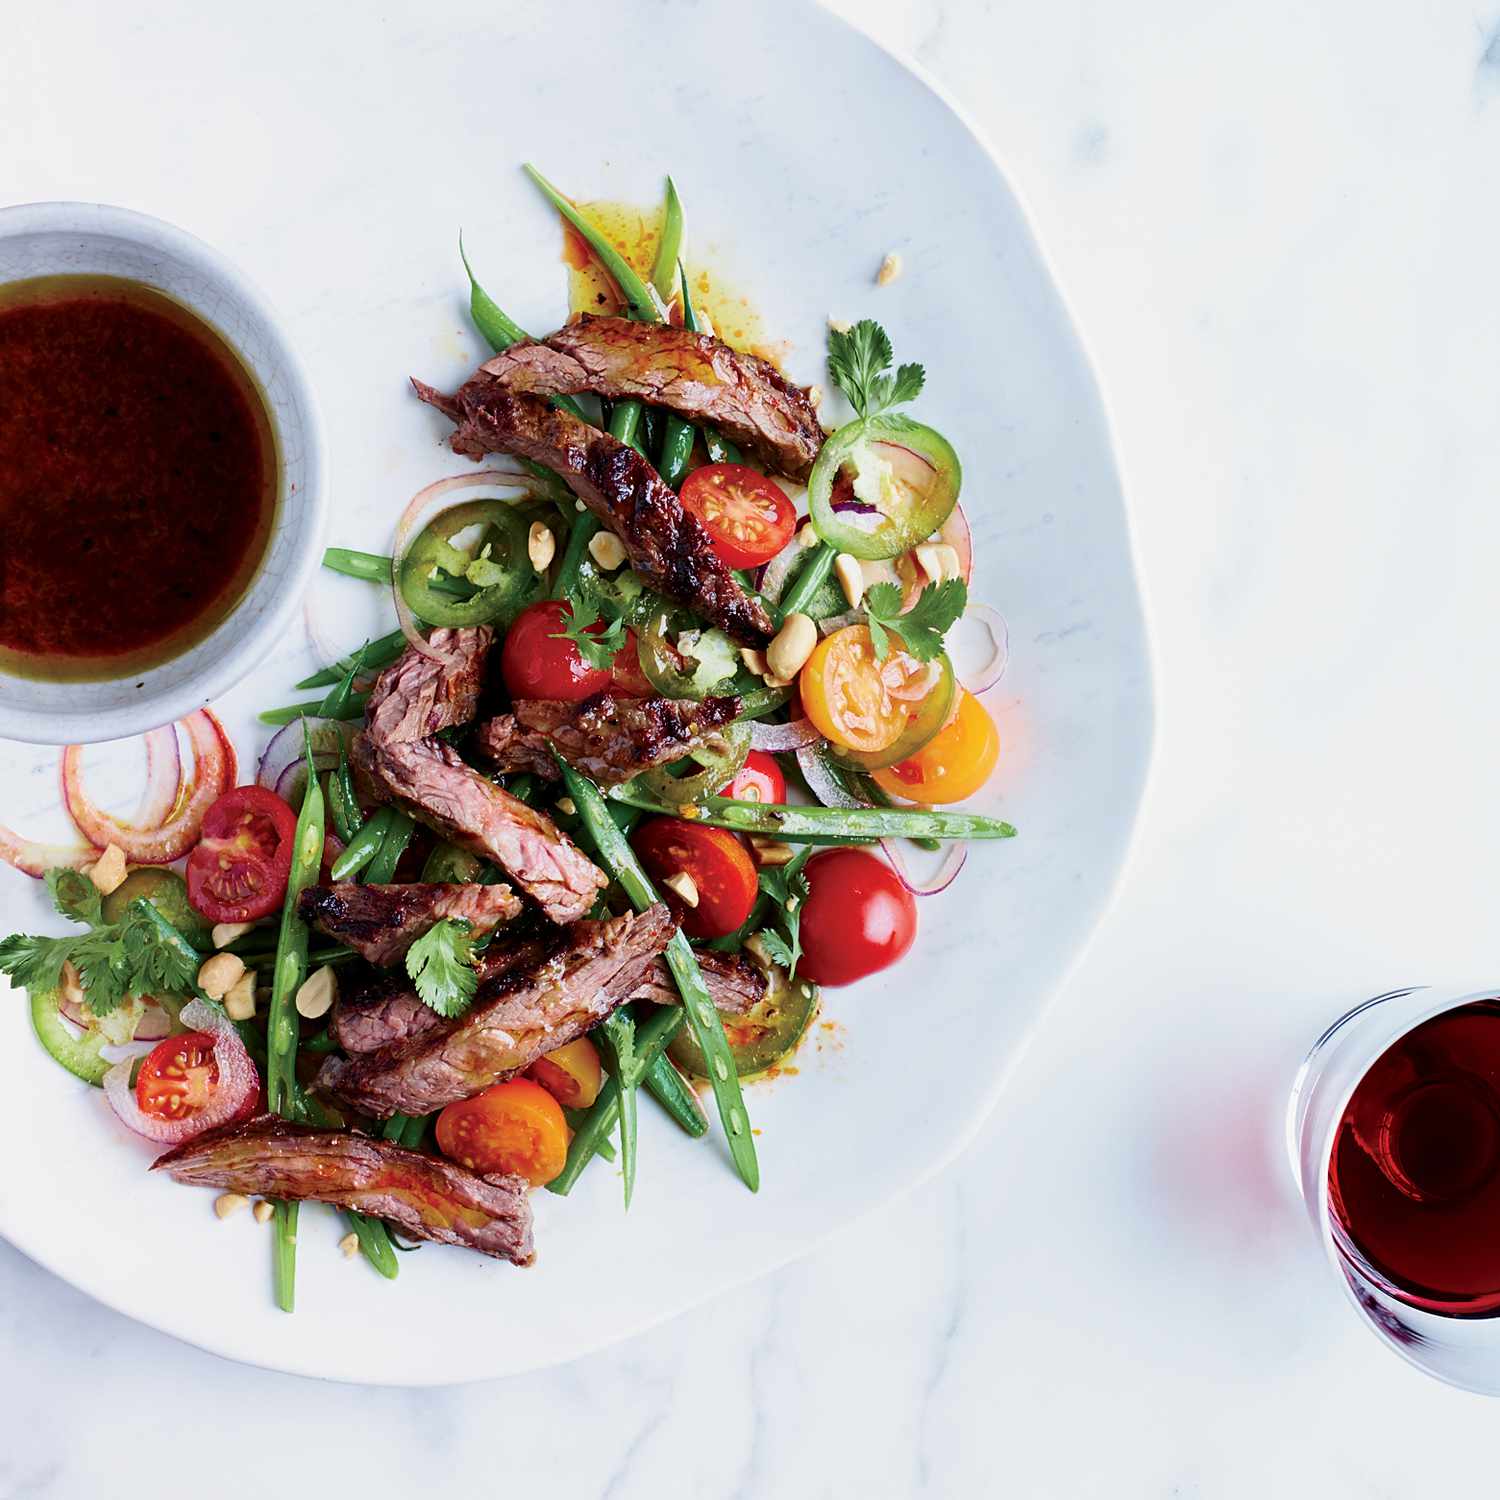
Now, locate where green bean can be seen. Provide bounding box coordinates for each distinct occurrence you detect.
[523,164,662,321]
[342,1210,399,1280]
[644,1053,709,1137]
[400,1113,429,1151]
[610,791,1016,843]
[562,1107,616,1162]
[300,1026,339,1055]
[776,543,835,622]
[735,685,794,721]
[328,745,363,846]
[558,760,759,1191]
[552,512,600,601]
[316,641,370,721]
[548,1004,683,1196]
[322,547,392,584]
[650,177,684,300]
[265,731,325,1314]
[362,811,415,884]
[259,694,369,728]
[330,808,395,881]
[505,772,542,806]
[296,629,406,690]
[458,235,588,422]
[662,260,728,477]
[593,1009,639,1206]
[382,1114,415,1143]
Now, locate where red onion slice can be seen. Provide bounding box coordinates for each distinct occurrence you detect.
[135,725,183,828]
[62,710,235,865]
[879,837,968,896]
[390,468,546,659]
[795,745,864,810]
[0,826,95,879]
[759,537,805,606]
[56,996,168,1038]
[103,999,259,1145]
[748,718,822,752]
[256,716,352,805]
[956,603,1010,697]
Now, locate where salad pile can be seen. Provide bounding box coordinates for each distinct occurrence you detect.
[0,166,1013,1307]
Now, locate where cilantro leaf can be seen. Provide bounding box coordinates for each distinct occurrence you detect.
[406,918,478,1019]
[553,593,627,673]
[0,932,77,998]
[755,846,812,980]
[46,867,104,927]
[826,320,926,419]
[864,578,967,663]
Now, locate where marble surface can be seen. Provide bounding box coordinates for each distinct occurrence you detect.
[4,0,1500,1492]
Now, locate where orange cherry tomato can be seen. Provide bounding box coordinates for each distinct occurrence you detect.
[873,689,999,804]
[799,625,942,757]
[678,463,796,569]
[630,817,759,939]
[436,1078,570,1187]
[528,1036,603,1109]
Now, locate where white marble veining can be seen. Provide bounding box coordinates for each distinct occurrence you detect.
[5,0,1500,1493]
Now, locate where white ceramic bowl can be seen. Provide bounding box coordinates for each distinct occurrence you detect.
[0,203,326,745]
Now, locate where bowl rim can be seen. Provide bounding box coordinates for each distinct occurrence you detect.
[0,200,327,746]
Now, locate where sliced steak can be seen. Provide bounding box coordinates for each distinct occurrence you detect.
[317,905,675,1117]
[410,380,774,646]
[297,882,520,967]
[475,691,741,787]
[332,933,765,1055]
[359,736,605,924]
[632,948,767,1015]
[152,1115,534,1265]
[365,624,491,746]
[479,314,824,482]
[354,629,605,923]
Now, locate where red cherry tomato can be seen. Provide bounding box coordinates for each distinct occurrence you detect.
[631,817,759,939]
[679,463,797,569]
[135,1030,259,1134]
[186,785,296,924]
[797,848,917,986]
[720,749,786,804]
[500,600,644,701]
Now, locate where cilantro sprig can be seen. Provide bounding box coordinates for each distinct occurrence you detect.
[552,593,627,673]
[827,320,925,420]
[405,917,478,1018]
[0,876,199,1016]
[753,846,812,981]
[863,578,968,663]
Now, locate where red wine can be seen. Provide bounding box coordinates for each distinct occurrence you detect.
[1329,1000,1500,1315]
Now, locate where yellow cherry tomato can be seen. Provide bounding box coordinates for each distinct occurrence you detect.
[799,625,942,756]
[527,1035,603,1109]
[872,689,999,804]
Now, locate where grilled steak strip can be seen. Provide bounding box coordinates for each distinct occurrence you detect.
[355,631,606,924]
[152,1116,534,1265]
[410,380,774,647]
[357,736,606,924]
[332,938,765,1055]
[297,882,521,967]
[475,692,742,787]
[478,314,824,482]
[317,904,675,1118]
[366,624,491,745]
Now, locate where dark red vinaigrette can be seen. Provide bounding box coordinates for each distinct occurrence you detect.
[0,275,275,682]
[1329,1000,1500,1316]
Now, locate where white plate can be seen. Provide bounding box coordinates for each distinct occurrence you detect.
[0,0,1153,1383]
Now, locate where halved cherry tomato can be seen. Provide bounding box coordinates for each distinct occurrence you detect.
[873,689,1000,804]
[528,1036,603,1109]
[186,785,296,924]
[799,625,945,757]
[136,1030,259,1130]
[436,1078,569,1187]
[500,599,644,702]
[720,749,786,804]
[631,817,759,939]
[679,463,796,569]
[797,849,917,987]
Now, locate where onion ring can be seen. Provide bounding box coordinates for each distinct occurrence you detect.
[0,826,94,879]
[135,725,183,829]
[879,837,968,896]
[747,717,822,752]
[390,468,549,660]
[759,537,805,606]
[795,744,864,810]
[62,710,235,865]
[957,603,1010,697]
